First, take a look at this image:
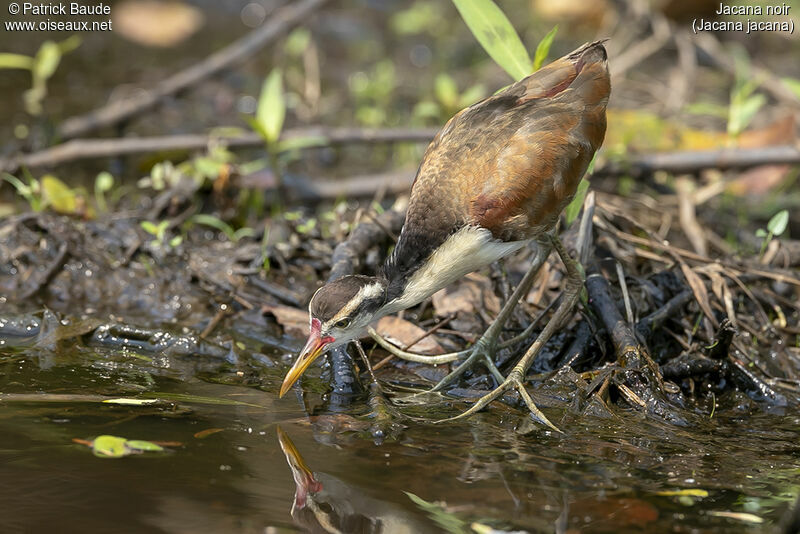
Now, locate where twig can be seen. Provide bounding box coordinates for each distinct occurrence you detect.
[56,0,329,139]
[635,290,693,341]
[597,145,800,177]
[0,127,438,172]
[610,12,671,79]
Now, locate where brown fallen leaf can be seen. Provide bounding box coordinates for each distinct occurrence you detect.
[679,262,719,328]
[432,273,500,317]
[194,428,224,439]
[375,316,444,355]
[114,1,204,47]
[262,304,308,338]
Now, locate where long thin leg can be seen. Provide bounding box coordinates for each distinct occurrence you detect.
[436,234,584,430]
[429,237,553,392]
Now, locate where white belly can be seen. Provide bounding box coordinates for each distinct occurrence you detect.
[384,226,528,313]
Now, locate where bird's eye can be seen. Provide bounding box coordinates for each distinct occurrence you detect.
[334,318,351,329]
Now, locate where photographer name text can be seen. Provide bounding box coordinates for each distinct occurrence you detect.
[6,2,113,32]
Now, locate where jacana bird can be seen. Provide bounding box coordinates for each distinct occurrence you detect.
[280,41,610,426]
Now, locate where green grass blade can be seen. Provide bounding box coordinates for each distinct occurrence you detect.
[452,0,532,81]
[533,25,558,70]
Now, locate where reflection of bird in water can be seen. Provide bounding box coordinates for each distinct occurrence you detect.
[280,41,610,425]
[276,426,438,534]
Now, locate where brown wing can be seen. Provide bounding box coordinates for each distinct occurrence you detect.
[384,42,610,287]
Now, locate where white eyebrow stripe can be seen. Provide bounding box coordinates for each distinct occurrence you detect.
[322,282,383,330]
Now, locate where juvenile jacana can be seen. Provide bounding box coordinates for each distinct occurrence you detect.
[280,41,610,425]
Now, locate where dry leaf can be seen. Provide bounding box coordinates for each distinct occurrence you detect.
[432,273,500,317]
[375,316,443,355]
[262,304,308,338]
[114,1,204,47]
[679,262,719,328]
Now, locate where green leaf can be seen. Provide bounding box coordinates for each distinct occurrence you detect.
[685,101,729,119]
[140,221,159,236]
[452,0,532,81]
[32,41,61,83]
[405,492,470,534]
[657,488,709,498]
[95,171,114,193]
[58,35,82,55]
[755,228,768,238]
[40,174,76,214]
[275,134,329,153]
[781,77,800,99]
[126,440,164,452]
[767,210,789,237]
[434,73,459,108]
[0,53,34,70]
[92,435,129,458]
[191,213,236,241]
[285,28,311,56]
[256,68,285,144]
[564,178,590,225]
[458,83,486,107]
[533,25,558,70]
[143,392,263,407]
[728,93,766,136]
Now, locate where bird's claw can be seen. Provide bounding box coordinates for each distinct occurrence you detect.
[435,370,562,432]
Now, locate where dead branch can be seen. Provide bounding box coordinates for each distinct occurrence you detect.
[56,0,329,140]
[0,127,438,173]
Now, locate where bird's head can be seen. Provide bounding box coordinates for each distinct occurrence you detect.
[279,275,387,397]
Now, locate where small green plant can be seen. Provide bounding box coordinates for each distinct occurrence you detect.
[0,36,81,115]
[3,170,90,215]
[141,220,182,249]
[413,73,486,122]
[94,172,114,213]
[756,209,789,257]
[686,48,766,138]
[2,171,42,211]
[190,214,255,242]
[260,226,271,273]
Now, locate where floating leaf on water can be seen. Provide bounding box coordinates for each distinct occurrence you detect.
[707,510,764,523]
[126,440,164,452]
[91,435,130,458]
[194,428,224,439]
[656,488,709,498]
[143,392,263,408]
[102,398,160,406]
[452,0,532,81]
